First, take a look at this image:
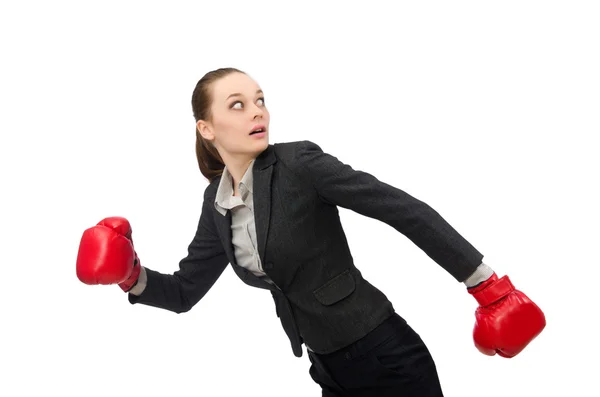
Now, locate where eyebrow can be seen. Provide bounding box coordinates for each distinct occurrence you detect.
[226,89,263,101]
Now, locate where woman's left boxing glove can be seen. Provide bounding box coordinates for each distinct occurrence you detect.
[468,273,546,358]
[76,216,141,292]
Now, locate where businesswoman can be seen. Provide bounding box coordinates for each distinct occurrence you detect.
[76,68,546,396]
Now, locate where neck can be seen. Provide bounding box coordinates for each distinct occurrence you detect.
[223,155,255,191]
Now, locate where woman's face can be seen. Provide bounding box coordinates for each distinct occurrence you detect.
[198,72,270,162]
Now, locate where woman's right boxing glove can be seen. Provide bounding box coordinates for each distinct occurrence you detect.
[76,216,141,292]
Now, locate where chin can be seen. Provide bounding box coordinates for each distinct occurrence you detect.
[256,137,269,149]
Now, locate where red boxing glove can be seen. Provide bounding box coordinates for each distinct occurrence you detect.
[468,273,546,358]
[76,216,141,292]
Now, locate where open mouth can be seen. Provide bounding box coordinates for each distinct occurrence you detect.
[250,128,265,135]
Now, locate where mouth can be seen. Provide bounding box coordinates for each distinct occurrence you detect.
[249,125,266,135]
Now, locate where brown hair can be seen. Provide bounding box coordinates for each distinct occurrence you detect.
[191,67,246,182]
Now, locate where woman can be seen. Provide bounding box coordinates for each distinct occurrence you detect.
[76,67,546,396]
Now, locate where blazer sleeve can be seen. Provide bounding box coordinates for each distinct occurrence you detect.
[128,190,229,313]
[291,140,483,282]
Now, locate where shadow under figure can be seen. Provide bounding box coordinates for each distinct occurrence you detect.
[76,67,546,397]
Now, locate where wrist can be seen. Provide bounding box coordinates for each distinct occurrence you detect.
[118,255,141,292]
[463,262,495,288]
[128,266,147,296]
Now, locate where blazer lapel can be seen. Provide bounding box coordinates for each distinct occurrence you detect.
[213,208,237,265]
[252,145,277,264]
[213,204,259,284]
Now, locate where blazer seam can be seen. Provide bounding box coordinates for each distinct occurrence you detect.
[287,140,347,205]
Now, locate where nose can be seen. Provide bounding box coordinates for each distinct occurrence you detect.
[252,103,265,119]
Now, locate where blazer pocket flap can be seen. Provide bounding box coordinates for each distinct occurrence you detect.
[313,269,356,306]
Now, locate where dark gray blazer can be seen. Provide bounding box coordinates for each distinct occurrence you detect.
[128,140,484,357]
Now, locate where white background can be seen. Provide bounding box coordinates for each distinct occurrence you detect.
[1,1,598,396]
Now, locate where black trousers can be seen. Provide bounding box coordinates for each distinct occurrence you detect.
[307,312,444,396]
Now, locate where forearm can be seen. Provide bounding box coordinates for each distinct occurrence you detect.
[127,267,193,313]
[127,251,229,314]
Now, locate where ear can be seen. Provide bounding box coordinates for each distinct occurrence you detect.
[196,120,215,142]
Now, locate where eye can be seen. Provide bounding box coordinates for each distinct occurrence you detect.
[230,97,266,110]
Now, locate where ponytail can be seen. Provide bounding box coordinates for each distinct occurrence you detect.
[195,129,224,183]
